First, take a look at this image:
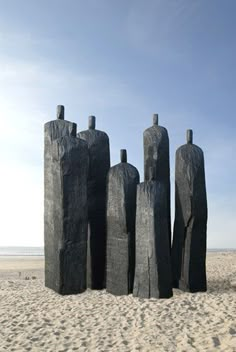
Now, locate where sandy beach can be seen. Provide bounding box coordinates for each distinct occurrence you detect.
[0,252,236,352]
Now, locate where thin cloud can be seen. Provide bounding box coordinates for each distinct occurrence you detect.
[125,0,200,59]
[0,56,145,246]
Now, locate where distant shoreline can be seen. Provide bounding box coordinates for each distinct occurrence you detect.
[0,254,44,257]
[0,247,236,257]
[0,247,44,256]
[207,248,236,252]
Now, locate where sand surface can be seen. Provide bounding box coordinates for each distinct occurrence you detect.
[0,252,236,352]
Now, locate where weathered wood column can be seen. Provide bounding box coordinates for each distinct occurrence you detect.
[171,130,208,292]
[143,114,171,249]
[106,150,140,295]
[133,180,173,299]
[78,116,110,289]
[44,105,89,294]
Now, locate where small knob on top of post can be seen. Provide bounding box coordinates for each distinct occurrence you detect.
[88,116,96,129]
[187,129,193,144]
[153,114,159,126]
[120,149,127,163]
[57,105,64,120]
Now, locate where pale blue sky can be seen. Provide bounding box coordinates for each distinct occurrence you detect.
[0,0,235,247]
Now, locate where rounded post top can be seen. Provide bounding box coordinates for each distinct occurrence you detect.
[187,129,193,144]
[88,115,96,129]
[120,149,127,163]
[153,113,159,126]
[57,105,64,120]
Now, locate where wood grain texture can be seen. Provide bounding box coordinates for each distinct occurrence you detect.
[78,126,110,289]
[133,181,173,299]
[44,119,88,294]
[106,160,139,295]
[172,142,207,292]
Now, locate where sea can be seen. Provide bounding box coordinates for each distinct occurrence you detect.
[0,247,44,256]
[0,247,235,256]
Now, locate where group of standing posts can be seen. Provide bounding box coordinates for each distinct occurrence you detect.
[44,107,207,297]
[44,108,110,294]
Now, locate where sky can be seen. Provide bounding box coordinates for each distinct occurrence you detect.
[0,0,235,248]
